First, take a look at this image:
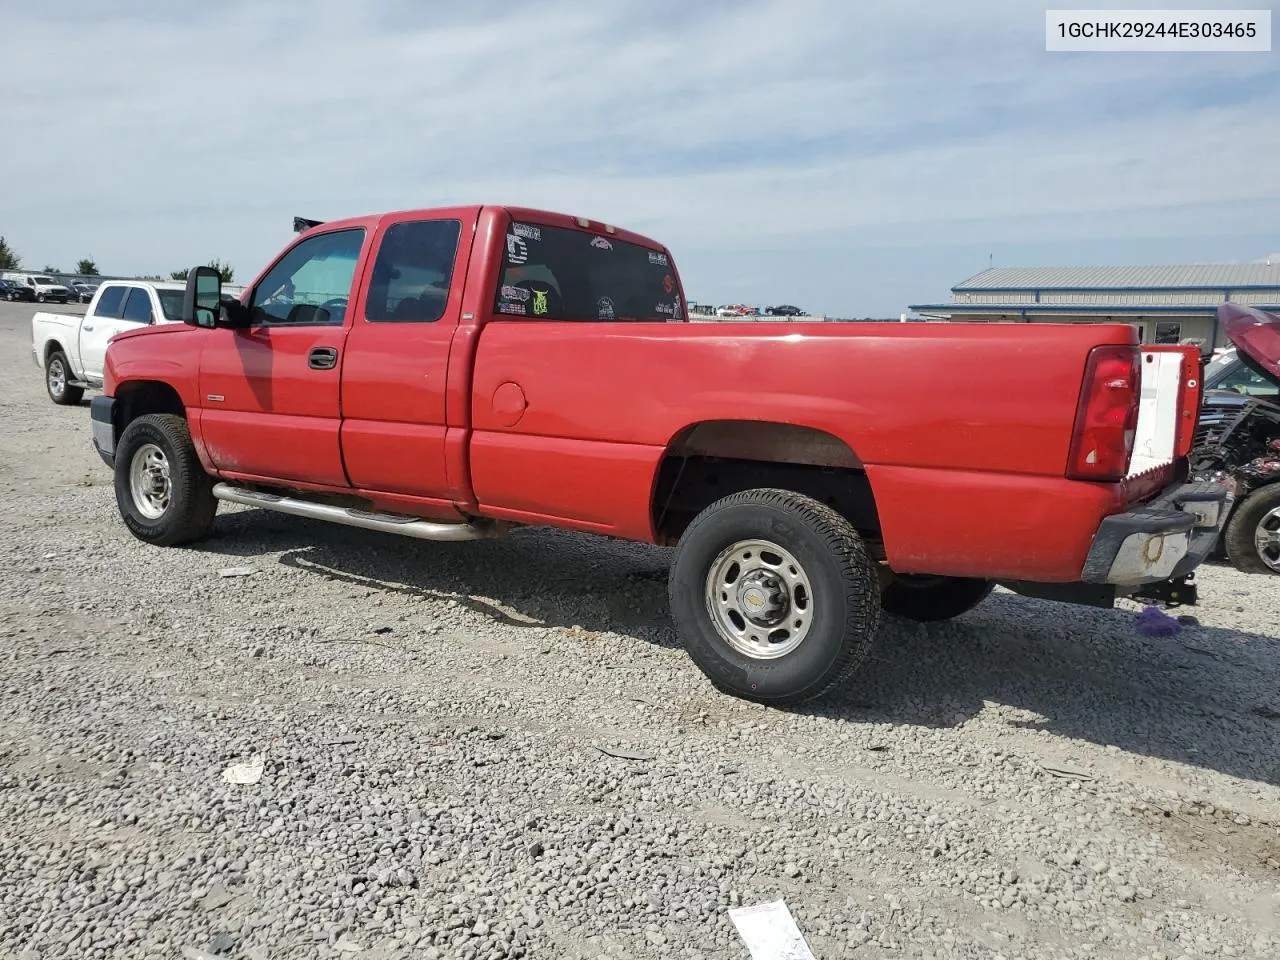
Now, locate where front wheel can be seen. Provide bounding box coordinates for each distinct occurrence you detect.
[1224,485,1280,575]
[880,574,995,622]
[668,488,882,705]
[113,414,217,547]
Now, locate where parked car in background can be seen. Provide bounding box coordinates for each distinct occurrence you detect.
[85,203,1228,706]
[30,280,188,405]
[1191,304,1280,575]
[766,304,805,316]
[69,281,99,303]
[0,279,31,301]
[1,273,71,303]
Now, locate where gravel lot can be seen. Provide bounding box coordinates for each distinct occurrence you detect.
[2,299,1279,960]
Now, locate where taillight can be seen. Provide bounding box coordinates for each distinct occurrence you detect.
[1066,344,1141,482]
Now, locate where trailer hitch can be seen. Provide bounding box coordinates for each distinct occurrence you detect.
[1130,573,1197,608]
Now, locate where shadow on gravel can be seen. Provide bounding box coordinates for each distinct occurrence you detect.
[198,509,681,647]
[199,510,1280,786]
[807,591,1280,787]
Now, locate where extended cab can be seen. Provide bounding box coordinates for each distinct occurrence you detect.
[31,280,188,405]
[88,205,1230,705]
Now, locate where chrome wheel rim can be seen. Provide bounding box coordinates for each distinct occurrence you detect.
[1256,507,1280,573]
[129,443,172,519]
[47,358,65,397]
[704,539,813,659]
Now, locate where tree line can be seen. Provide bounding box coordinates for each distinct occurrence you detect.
[0,235,233,283]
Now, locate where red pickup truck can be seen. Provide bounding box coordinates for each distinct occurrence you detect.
[89,204,1229,704]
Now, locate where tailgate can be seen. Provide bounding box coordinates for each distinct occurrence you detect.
[1127,345,1202,478]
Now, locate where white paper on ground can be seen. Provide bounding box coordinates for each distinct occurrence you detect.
[729,899,817,960]
[221,755,264,785]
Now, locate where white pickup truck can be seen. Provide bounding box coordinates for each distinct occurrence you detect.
[2,273,72,304]
[30,280,188,405]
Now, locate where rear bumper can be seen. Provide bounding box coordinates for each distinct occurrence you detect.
[1080,480,1232,586]
[90,395,115,468]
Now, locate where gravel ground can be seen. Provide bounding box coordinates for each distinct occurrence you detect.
[2,300,1279,960]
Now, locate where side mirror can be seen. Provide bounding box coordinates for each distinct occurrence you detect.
[182,266,222,328]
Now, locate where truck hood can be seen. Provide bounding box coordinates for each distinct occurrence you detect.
[1218,303,1280,391]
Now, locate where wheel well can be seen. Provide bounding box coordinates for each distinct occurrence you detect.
[651,421,880,545]
[113,381,186,437]
[43,340,66,363]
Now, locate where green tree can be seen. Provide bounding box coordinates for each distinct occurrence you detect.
[207,258,234,283]
[76,258,99,276]
[42,265,62,274]
[0,236,18,270]
[171,260,234,283]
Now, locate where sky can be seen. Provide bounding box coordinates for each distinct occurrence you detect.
[2,0,1278,317]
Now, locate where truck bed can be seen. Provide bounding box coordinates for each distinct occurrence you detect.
[464,319,1185,582]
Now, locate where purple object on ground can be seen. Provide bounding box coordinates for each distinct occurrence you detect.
[1135,605,1182,637]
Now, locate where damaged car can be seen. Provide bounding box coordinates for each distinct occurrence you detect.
[1191,303,1280,574]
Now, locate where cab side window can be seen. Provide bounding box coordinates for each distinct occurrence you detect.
[93,285,127,318]
[121,288,154,324]
[365,220,462,323]
[249,228,366,326]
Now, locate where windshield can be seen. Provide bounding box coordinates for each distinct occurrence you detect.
[492,220,682,322]
[1205,349,1237,384]
[156,289,184,321]
[34,276,56,285]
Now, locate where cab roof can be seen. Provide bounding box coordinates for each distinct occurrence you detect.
[294,204,667,253]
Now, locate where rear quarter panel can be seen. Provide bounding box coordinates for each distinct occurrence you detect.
[31,312,84,375]
[469,321,1141,580]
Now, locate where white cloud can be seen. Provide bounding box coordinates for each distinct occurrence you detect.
[1,0,1276,313]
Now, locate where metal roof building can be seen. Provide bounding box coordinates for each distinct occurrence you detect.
[909,258,1280,352]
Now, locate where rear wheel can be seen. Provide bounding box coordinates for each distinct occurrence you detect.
[668,488,881,705]
[1224,485,1280,575]
[880,574,995,622]
[113,414,217,547]
[45,349,84,406]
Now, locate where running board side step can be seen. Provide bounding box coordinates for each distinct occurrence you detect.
[211,483,501,542]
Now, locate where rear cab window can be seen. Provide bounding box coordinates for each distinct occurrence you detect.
[492,219,682,322]
[121,287,154,324]
[365,219,462,323]
[156,289,184,321]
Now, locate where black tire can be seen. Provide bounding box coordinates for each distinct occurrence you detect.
[45,349,84,406]
[113,414,217,547]
[880,574,995,622]
[668,488,881,705]
[36,293,45,303]
[1223,485,1280,575]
